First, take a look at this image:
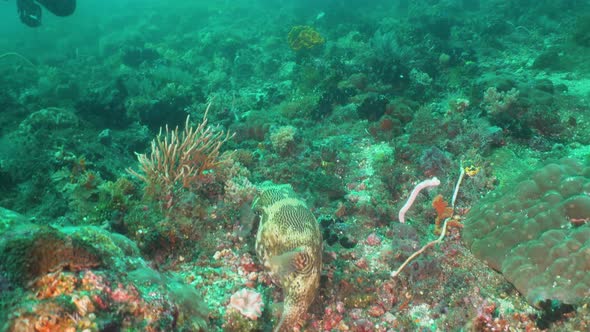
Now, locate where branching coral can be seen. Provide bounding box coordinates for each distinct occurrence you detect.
[127,103,234,201]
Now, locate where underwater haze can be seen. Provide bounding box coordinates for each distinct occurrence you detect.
[1,0,590,331]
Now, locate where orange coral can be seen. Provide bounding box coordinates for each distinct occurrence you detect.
[34,271,78,299]
[287,25,325,51]
[34,314,60,332]
[432,194,453,234]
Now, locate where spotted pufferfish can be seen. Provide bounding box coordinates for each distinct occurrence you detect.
[252,183,322,332]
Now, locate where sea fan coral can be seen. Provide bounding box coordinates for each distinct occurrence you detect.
[228,288,264,320]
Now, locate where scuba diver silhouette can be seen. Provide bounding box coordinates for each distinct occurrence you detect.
[17,0,76,27]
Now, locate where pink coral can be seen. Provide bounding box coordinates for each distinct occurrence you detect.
[365,233,381,246]
[228,288,264,320]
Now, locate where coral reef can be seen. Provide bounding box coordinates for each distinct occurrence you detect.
[1,1,590,330]
[0,209,208,331]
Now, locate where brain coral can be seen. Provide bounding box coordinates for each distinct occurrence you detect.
[463,158,590,305]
